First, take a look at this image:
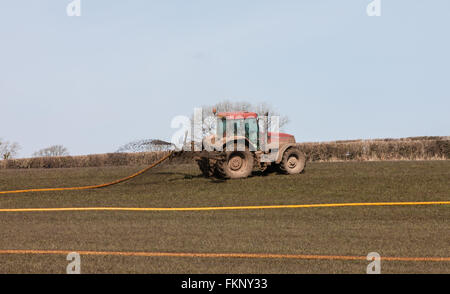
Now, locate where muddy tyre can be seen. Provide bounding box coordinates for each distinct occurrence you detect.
[216,149,254,179]
[279,148,306,174]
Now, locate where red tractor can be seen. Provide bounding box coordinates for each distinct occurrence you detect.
[193,110,306,179]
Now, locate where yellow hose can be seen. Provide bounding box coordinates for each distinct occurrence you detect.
[1,201,449,213]
[1,249,449,262]
[0,151,173,195]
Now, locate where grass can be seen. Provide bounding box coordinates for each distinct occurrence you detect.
[0,161,449,273]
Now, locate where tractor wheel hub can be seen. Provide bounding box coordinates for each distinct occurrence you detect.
[288,156,298,168]
[229,156,243,171]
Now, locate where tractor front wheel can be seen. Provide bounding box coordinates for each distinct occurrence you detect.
[279,148,306,174]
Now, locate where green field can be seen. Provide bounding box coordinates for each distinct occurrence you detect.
[0,161,449,273]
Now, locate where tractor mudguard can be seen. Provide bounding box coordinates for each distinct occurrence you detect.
[275,143,296,164]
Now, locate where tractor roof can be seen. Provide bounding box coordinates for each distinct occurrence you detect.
[216,112,258,119]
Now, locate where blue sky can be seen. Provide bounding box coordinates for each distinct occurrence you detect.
[1,0,449,157]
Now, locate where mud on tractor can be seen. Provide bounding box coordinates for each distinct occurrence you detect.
[190,109,306,179]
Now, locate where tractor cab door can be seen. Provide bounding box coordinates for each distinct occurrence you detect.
[245,118,258,150]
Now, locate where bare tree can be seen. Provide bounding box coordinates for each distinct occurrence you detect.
[117,139,173,153]
[194,100,290,136]
[0,139,21,160]
[33,145,69,157]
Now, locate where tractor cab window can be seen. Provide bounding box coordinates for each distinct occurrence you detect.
[216,117,259,149]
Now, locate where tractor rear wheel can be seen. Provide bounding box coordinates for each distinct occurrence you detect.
[279,148,306,174]
[216,149,254,179]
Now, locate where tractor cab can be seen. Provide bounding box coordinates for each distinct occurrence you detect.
[213,110,295,150]
[215,111,260,150]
